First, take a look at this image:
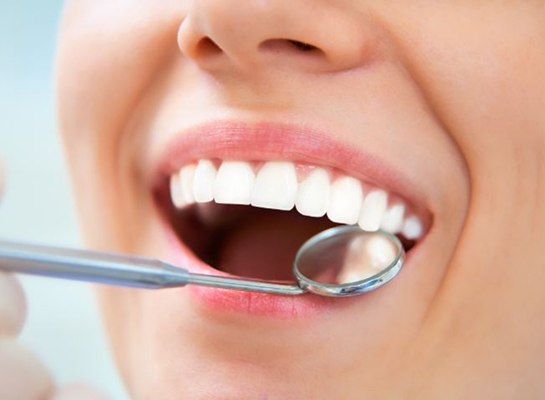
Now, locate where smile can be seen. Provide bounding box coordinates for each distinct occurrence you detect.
[153,120,432,318]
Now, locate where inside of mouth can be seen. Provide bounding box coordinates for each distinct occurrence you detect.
[161,196,415,282]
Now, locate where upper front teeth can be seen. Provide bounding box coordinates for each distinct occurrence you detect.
[327,176,364,225]
[251,161,298,210]
[295,168,330,217]
[213,161,255,205]
[169,159,424,239]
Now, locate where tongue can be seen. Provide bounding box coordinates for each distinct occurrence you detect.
[216,210,335,281]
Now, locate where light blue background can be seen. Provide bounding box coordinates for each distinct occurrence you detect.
[0,1,128,398]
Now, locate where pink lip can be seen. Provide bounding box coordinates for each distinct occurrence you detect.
[160,222,349,318]
[158,214,419,319]
[153,120,430,318]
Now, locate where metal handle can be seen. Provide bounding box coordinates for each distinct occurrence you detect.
[0,240,189,289]
[0,240,304,295]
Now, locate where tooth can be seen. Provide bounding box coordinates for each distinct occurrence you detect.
[380,203,405,233]
[193,159,217,203]
[337,236,376,284]
[337,235,397,284]
[402,215,424,239]
[169,174,185,208]
[358,189,388,231]
[295,168,330,217]
[179,164,196,205]
[365,234,398,269]
[251,161,298,210]
[214,161,255,205]
[326,176,363,224]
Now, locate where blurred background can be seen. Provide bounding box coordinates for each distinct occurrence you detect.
[0,1,128,398]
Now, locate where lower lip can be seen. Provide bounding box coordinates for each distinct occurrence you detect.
[159,215,416,319]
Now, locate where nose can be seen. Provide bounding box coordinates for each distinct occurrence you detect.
[178,0,374,74]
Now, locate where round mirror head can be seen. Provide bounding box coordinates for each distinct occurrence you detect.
[293,225,405,297]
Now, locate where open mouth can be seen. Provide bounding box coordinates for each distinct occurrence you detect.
[156,156,427,285]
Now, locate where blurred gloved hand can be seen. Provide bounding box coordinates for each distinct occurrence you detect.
[0,158,108,400]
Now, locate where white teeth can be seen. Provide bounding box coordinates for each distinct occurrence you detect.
[327,177,363,224]
[364,234,398,269]
[402,215,424,240]
[380,203,405,233]
[251,161,298,210]
[179,165,196,206]
[295,168,330,217]
[169,159,425,241]
[358,189,388,231]
[337,235,397,283]
[169,174,185,208]
[214,161,255,205]
[193,159,217,203]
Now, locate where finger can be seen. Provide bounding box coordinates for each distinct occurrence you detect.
[0,338,54,400]
[51,382,109,400]
[0,273,26,336]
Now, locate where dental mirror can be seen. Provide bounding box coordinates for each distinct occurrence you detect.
[293,225,405,296]
[0,226,405,297]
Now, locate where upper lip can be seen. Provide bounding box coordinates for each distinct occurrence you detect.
[153,119,432,226]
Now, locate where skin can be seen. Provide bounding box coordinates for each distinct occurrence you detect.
[54,0,545,399]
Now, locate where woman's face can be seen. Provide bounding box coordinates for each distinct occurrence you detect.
[56,1,545,398]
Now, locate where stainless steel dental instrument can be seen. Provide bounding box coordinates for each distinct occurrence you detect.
[0,226,405,297]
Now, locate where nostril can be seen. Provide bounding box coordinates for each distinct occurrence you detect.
[287,40,318,52]
[195,37,223,57]
[259,39,325,57]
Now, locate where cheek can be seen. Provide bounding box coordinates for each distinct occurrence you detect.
[55,2,186,247]
[95,287,137,385]
[384,4,545,152]
[373,3,545,235]
[56,2,183,144]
